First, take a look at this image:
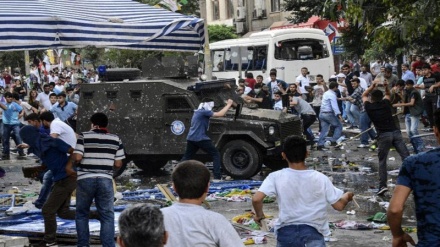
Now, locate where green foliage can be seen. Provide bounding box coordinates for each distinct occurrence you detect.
[0,50,43,74]
[284,0,440,61]
[208,25,237,43]
[80,47,105,69]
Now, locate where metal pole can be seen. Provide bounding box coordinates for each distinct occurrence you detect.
[199,0,213,80]
[24,51,30,75]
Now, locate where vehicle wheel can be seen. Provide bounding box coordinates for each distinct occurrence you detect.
[221,140,262,179]
[263,157,287,171]
[106,68,141,81]
[133,159,168,172]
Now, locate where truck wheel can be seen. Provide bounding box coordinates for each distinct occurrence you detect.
[263,157,287,171]
[133,159,168,172]
[221,140,262,179]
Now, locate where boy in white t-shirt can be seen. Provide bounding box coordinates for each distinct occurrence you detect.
[252,136,354,246]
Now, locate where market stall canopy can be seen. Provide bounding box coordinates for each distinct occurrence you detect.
[0,0,204,52]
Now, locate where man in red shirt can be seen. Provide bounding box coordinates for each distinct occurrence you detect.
[411,55,425,74]
[3,70,12,86]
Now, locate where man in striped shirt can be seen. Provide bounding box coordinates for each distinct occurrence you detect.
[69,112,125,247]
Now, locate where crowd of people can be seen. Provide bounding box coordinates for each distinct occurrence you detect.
[2,54,439,247]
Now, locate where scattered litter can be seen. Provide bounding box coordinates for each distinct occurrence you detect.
[382,236,391,241]
[346,210,356,215]
[403,227,417,233]
[333,220,374,230]
[324,237,338,242]
[232,212,274,231]
[378,202,390,210]
[388,157,395,161]
[227,196,249,202]
[6,201,39,215]
[367,212,387,223]
[374,230,384,234]
[129,179,141,185]
[388,169,400,176]
[379,225,390,230]
[242,236,267,245]
[263,196,275,203]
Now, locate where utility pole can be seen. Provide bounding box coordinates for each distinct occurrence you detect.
[199,0,213,80]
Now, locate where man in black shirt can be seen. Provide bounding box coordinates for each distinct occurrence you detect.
[362,81,409,196]
[421,64,440,129]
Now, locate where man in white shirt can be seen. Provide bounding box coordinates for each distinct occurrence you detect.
[36,84,53,111]
[370,59,382,77]
[295,67,310,96]
[40,111,76,148]
[252,136,353,247]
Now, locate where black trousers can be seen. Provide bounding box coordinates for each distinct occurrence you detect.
[301,114,317,142]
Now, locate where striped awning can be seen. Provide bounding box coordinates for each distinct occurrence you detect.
[0,0,204,52]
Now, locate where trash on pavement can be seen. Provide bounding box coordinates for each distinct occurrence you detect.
[346,210,356,215]
[367,212,387,223]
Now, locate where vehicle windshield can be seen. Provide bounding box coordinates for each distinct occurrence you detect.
[274,38,330,60]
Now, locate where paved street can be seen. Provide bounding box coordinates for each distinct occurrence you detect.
[0,116,429,246]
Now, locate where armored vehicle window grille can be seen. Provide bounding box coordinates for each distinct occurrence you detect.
[280,121,303,141]
[106,91,118,99]
[130,90,142,99]
[83,91,94,99]
[166,98,192,112]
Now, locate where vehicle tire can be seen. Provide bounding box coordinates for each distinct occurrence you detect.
[106,68,141,81]
[221,140,262,179]
[133,159,168,172]
[263,157,287,171]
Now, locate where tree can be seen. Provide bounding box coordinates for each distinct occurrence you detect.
[0,50,43,75]
[80,47,105,69]
[208,25,237,43]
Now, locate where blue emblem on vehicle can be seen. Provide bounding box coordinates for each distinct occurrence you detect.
[171,120,185,135]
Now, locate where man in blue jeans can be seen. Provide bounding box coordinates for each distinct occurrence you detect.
[252,136,354,246]
[0,92,25,159]
[363,81,409,195]
[69,112,125,247]
[180,98,234,180]
[18,125,82,247]
[317,82,343,151]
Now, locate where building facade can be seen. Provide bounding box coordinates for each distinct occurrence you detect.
[205,0,291,34]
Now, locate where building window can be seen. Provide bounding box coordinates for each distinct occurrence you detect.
[226,0,234,19]
[213,0,220,20]
[271,0,281,12]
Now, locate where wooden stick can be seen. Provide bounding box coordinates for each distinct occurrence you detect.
[352,197,360,208]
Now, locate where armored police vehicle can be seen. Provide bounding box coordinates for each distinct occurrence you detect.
[77,57,302,179]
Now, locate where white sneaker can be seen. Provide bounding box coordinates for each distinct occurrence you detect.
[358,144,369,148]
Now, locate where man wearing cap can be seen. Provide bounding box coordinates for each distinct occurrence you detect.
[50,93,77,122]
[393,80,424,153]
[181,98,234,181]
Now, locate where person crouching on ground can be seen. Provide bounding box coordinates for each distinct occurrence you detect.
[252,135,354,247]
